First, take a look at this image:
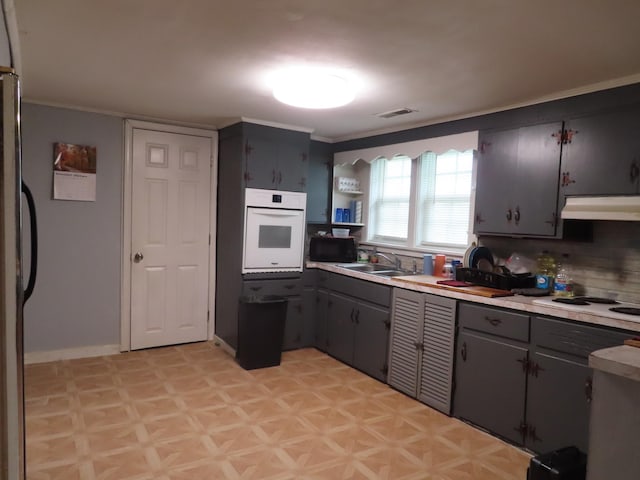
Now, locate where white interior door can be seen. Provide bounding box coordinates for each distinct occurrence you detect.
[130,128,212,350]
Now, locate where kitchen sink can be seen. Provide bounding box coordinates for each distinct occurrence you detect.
[337,263,394,272]
[370,270,415,277]
[336,263,417,277]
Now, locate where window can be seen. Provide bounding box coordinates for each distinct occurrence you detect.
[367,149,475,253]
[368,156,412,243]
[416,150,473,248]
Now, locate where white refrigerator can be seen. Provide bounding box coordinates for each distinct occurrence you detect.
[0,69,37,480]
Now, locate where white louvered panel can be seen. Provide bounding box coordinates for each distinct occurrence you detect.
[388,291,422,397]
[418,297,457,414]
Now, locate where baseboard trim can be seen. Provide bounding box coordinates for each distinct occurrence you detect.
[212,335,236,358]
[24,344,121,364]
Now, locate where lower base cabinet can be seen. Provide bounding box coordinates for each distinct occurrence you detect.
[388,288,457,414]
[242,277,308,351]
[453,303,632,454]
[315,271,391,382]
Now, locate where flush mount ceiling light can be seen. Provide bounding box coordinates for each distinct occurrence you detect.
[272,67,355,109]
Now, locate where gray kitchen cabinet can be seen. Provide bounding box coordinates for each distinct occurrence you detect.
[307,140,332,223]
[219,121,310,193]
[454,302,632,453]
[454,330,528,445]
[215,121,311,351]
[241,277,302,351]
[525,316,632,453]
[352,301,390,380]
[316,271,391,382]
[244,127,309,192]
[315,288,329,352]
[474,122,562,237]
[388,288,457,414]
[560,105,640,198]
[326,291,355,364]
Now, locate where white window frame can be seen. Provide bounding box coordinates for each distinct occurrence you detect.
[333,131,478,256]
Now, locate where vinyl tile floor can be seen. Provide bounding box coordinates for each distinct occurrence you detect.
[25,343,531,479]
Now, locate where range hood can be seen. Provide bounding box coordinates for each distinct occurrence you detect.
[561,196,640,221]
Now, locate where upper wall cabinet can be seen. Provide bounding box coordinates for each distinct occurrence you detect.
[560,105,640,197]
[474,122,562,237]
[307,140,332,223]
[219,122,310,193]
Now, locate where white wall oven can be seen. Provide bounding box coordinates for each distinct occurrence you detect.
[243,188,307,273]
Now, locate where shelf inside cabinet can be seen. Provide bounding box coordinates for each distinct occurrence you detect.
[332,222,364,227]
[336,190,363,195]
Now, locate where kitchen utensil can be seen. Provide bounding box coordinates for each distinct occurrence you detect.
[391,274,514,297]
[469,246,494,269]
[477,258,493,272]
[434,254,446,276]
[332,228,350,237]
[422,254,433,275]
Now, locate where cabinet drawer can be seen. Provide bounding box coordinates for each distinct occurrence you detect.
[331,274,391,307]
[531,316,631,359]
[458,303,530,342]
[242,279,302,297]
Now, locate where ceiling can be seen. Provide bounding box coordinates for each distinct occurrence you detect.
[14,0,640,142]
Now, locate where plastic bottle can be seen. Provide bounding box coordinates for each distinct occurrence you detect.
[535,251,556,290]
[554,254,574,297]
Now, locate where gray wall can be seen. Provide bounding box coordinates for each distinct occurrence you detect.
[21,103,123,353]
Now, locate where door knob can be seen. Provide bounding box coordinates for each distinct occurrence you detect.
[133,252,144,263]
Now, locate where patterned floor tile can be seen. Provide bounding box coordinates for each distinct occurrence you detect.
[25,344,531,479]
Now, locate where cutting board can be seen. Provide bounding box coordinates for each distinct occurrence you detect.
[391,275,514,298]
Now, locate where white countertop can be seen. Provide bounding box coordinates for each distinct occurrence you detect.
[307,261,640,333]
[589,345,640,381]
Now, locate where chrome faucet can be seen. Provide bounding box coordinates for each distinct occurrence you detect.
[377,252,402,270]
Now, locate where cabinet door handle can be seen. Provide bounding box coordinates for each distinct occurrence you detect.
[585,376,593,403]
[249,286,262,292]
[528,425,541,443]
[350,308,355,322]
[561,171,576,187]
[514,421,528,442]
[630,162,639,182]
[475,213,485,224]
[354,309,360,324]
[383,319,391,329]
[530,361,545,377]
[514,207,521,224]
[272,169,277,184]
[484,316,502,327]
[461,341,467,361]
[278,171,283,185]
[516,357,529,373]
[544,212,558,228]
[506,209,512,222]
[284,284,296,290]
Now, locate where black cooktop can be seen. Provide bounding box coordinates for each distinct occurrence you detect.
[552,296,619,306]
[610,307,640,316]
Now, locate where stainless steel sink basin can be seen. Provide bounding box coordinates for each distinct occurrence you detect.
[370,270,415,277]
[336,263,417,277]
[337,263,394,272]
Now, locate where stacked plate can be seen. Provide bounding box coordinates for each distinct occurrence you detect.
[464,245,494,271]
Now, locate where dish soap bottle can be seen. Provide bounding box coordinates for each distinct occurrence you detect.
[554,253,574,297]
[535,251,556,290]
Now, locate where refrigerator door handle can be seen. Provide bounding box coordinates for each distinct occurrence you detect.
[21,181,37,305]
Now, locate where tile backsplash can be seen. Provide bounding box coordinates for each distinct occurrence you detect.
[480,221,640,303]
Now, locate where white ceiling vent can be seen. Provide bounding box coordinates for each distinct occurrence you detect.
[375,108,417,119]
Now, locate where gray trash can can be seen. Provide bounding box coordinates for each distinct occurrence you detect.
[236,295,288,370]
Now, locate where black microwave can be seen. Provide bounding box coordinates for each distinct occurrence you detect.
[309,236,357,262]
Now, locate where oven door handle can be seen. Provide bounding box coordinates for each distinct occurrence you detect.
[250,210,302,218]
